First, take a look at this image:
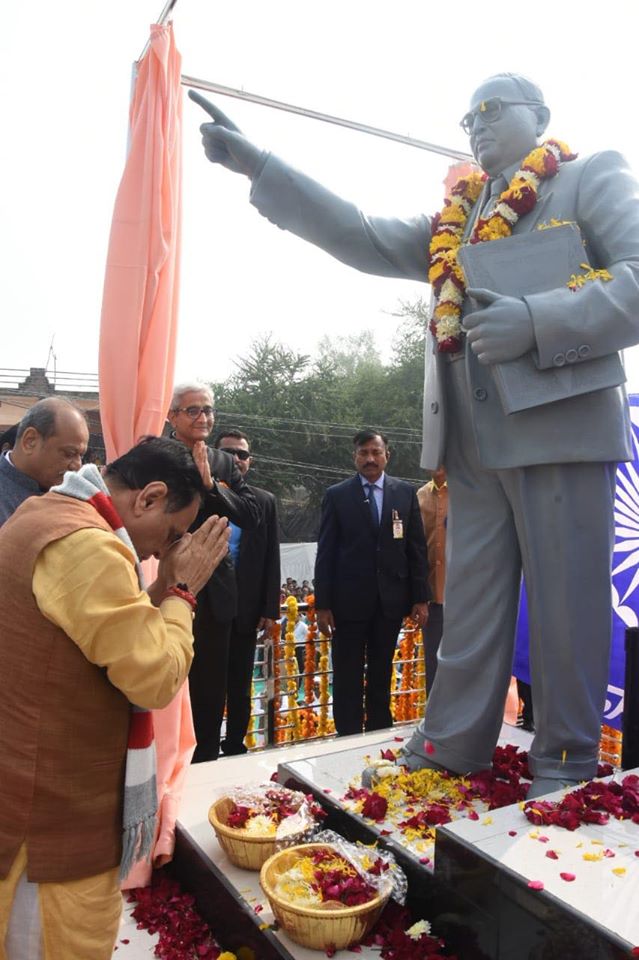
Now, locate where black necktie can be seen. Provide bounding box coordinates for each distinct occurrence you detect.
[365,483,380,525]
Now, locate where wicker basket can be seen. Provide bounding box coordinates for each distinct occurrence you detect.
[208,796,301,871]
[259,843,390,951]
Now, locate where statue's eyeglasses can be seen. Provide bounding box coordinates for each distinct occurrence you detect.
[460,97,542,135]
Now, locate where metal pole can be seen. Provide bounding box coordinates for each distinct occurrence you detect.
[182,75,473,163]
[622,626,639,769]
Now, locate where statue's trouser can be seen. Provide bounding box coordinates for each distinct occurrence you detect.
[405,357,616,782]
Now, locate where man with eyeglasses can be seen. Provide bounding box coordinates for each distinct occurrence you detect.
[168,383,261,761]
[214,428,280,755]
[189,73,639,799]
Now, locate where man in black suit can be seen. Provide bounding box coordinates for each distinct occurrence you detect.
[214,428,281,755]
[315,430,429,735]
[168,383,261,762]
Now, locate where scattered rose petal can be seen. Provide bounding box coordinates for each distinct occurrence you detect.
[603,848,616,858]
[323,788,332,794]
[538,835,550,843]
[254,904,264,913]
[508,830,517,837]
[527,880,544,890]
[120,941,130,946]
[393,736,404,742]
[419,856,431,864]
[425,741,435,754]
[560,872,576,882]
[545,850,559,860]
[467,810,479,821]
[379,829,392,836]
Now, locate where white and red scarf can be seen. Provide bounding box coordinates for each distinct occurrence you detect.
[51,464,157,879]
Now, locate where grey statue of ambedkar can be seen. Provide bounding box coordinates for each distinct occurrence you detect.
[190,74,639,800]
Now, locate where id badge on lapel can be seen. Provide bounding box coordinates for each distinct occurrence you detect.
[392,509,404,539]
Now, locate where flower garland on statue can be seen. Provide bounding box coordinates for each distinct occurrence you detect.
[428,139,577,352]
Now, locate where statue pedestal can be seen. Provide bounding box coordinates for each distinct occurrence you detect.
[170,730,639,959]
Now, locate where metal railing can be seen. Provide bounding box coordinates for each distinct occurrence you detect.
[238,600,425,751]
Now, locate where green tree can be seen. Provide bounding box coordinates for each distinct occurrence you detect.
[210,304,429,540]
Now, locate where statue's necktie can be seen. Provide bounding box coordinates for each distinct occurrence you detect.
[365,483,380,526]
[482,175,507,217]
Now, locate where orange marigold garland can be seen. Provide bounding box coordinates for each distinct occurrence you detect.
[271,617,285,743]
[428,139,576,352]
[398,619,417,722]
[283,596,301,741]
[303,596,318,739]
[317,623,333,737]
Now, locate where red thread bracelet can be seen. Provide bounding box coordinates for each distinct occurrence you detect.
[165,585,197,610]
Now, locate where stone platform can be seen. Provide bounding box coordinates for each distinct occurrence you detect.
[166,726,639,960]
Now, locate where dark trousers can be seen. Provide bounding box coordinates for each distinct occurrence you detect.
[423,602,444,696]
[331,606,403,735]
[189,593,232,763]
[223,622,259,753]
[517,677,535,730]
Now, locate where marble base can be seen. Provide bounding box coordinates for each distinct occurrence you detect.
[278,733,639,959]
[437,776,639,959]
[167,725,639,959]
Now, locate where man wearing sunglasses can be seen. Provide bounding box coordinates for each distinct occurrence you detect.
[190,73,639,799]
[168,383,261,762]
[214,429,280,755]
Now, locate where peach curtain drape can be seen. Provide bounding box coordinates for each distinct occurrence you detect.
[98,22,195,888]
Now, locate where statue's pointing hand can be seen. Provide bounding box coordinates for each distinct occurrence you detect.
[188,89,263,178]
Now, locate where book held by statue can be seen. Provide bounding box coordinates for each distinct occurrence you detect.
[457,224,625,415]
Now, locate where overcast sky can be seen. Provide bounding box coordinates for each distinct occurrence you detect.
[2,0,639,389]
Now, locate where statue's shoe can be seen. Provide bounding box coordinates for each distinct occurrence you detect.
[361,759,402,789]
[361,749,457,788]
[526,776,581,800]
[399,744,455,774]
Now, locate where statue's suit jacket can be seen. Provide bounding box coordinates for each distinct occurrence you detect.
[314,474,429,622]
[251,151,639,470]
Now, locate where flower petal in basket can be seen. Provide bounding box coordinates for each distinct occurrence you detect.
[259,843,390,951]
